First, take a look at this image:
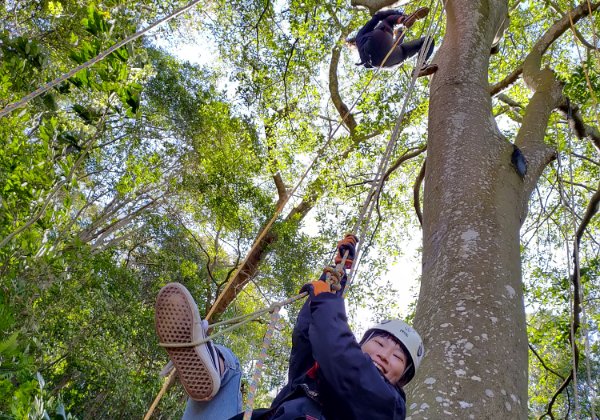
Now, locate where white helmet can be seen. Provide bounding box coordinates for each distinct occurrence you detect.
[362,319,425,385]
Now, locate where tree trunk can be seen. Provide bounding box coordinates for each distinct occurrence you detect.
[409,1,530,418]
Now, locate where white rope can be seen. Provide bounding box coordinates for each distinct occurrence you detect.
[345,0,444,294]
[243,307,281,420]
[563,108,597,420]
[159,292,307,349]
[556,134,580,420]
[567,19,599,419]
[0,0,206,119]
[147,2,444,416]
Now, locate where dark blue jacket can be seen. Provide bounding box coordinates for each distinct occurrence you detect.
[355,10,405,68]
[233,292,406,419]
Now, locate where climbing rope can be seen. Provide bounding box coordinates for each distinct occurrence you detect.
[158,292,308,349]
[205,1,439,321]
[554,108,597,420]
[243,307,281,420]
[345,0,444,293]
[233,247,351,419]
[0,0,207,119]
[563,14,599,417]
[144,2,443,417]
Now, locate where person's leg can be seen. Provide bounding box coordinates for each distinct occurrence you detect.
[155,283,222,401]
[156,283,243,419]
[381,43,409,67]
[182,344,243,420]
[401,7,430,28]
[393,36,437,77]
[377,35,432,68]
[398,36,435,63]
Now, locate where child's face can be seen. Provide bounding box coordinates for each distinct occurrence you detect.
[361,334,408,384]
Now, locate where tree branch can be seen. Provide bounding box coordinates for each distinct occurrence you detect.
[413,159,426,226]
[541,369,576,419]
[350,0,403,15]
[557,100,600,153]
[0,106,109,249]
[329,26,358,133]
[490,1,600,96]
[575,181,600,244]
[514,3,600,206]
[381,145,427,183]
[528,343,566,380]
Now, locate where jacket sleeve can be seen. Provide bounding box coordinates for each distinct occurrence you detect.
[356,9,404,39]
[286,298,314,383]
[308,293,406,419]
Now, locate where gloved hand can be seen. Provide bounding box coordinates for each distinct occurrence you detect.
[300,280,333,297]
[335,234,358,269]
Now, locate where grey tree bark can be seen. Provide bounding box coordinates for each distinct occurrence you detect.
[402,0,600,416]
[407,1,551,418]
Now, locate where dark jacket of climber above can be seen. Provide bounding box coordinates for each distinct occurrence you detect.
[155,235,425,420]
[350,7,437,78]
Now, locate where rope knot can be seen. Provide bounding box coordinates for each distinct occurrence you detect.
[321,265,344,291]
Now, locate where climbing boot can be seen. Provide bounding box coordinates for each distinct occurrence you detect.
[155,282,221,401]
[402,7,430,28]
[415,63,438,78]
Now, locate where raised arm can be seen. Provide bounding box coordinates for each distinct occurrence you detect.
[308,294,405,419]
[356,9,405,38]
[285,298,314,384]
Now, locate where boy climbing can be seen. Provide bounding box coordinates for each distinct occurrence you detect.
[349,7,437,77]
[155,235,425,419]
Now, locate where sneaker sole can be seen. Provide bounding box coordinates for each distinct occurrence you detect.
[155,283,220,401]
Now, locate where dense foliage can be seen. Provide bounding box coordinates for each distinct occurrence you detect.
[0,0,598,418]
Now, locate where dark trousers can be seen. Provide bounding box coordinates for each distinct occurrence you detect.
[359,33,434,68]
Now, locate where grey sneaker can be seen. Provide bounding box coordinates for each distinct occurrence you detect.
[155,283,221,401]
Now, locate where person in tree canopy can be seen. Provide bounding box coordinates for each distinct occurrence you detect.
[349,7,437,77]
[155,237,425,420]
